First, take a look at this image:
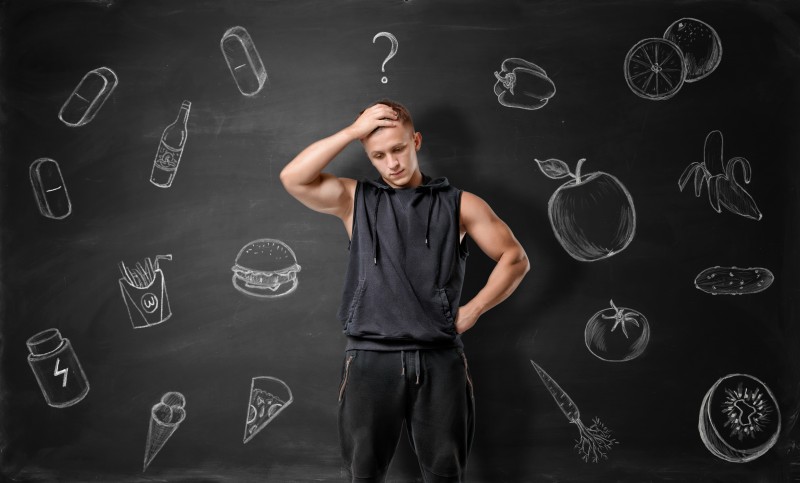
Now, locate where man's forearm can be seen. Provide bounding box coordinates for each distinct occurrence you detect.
[280,128,356,187]
[282,104,399,189]
[465,248,530,317]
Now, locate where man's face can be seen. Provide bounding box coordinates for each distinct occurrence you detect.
[361,123,422,188]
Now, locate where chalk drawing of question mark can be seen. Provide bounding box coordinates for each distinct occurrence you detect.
[372,32,398,84]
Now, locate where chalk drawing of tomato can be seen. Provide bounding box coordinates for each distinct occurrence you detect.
[699,373,781,463]
[584,300,650,362]
[535,158,636,262]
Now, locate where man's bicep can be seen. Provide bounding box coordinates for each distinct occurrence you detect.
[461,192,519,262]
[289,174,355,219]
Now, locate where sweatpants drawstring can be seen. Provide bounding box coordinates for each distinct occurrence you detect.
[399,350,421,384]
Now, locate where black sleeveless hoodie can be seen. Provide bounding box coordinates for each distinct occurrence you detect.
[337,173,469,350]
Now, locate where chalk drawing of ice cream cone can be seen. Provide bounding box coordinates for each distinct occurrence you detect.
[143,391,186,471]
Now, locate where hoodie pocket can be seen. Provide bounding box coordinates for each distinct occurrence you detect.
[436,287,456,331]
[343,278,367,330]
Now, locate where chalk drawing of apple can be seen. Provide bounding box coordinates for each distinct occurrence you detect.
[535,158,636,262]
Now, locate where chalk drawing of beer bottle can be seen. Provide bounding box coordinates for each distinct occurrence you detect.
[150,100,191,188]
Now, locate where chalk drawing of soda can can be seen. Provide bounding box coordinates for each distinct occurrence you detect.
[27,328,90,408]
[118,254,173,329]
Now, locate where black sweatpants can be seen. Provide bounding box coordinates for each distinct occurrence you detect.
[337,348,476,482]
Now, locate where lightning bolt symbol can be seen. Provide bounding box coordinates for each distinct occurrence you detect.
[54,358,69,388]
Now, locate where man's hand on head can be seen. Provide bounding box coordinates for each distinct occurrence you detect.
[346,103,399,140]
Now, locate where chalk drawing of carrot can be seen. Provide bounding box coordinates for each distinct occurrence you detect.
[530,360,618,462]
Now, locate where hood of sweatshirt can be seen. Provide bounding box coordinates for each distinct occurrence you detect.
[362,173,451,264]
[364,173,450,191]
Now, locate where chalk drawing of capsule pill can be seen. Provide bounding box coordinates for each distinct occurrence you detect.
[30,158,72,220]
[220,26,268,96]
[58,67,118,127]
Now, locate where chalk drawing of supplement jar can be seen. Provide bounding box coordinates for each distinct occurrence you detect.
[27,328,90,408]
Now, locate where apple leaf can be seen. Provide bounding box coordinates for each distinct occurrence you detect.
[535,158,572,179]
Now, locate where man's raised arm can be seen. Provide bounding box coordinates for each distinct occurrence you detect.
[280,104,399,219]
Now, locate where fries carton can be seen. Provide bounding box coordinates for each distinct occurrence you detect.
[119,255,172,329]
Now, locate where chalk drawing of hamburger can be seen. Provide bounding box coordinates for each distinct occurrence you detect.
[231,238,301,298]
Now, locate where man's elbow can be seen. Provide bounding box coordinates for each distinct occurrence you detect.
[519,250,531,276]
[279,167,307,196]
[279,166,293,190]
[502,245,530,278]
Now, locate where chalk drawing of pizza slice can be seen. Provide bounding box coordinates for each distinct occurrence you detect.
[243,376,293,444]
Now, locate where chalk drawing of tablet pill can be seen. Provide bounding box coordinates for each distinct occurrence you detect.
[30,158,72,219]
[220,26,268,96]
[58,67,118,127]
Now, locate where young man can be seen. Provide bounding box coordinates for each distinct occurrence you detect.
[280,100,529,482]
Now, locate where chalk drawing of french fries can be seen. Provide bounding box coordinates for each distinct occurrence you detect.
[118,254,172,329]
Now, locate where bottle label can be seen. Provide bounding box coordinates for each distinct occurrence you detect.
[154,142,183,171]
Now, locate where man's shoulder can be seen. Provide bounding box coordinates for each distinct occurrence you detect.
[459,190,494,222]
[459,190,482,205]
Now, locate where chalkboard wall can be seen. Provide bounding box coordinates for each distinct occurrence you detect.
[2,0,800,481]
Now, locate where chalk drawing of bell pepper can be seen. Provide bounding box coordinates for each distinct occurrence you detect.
[678,130,762,221]
[493,58,556,110]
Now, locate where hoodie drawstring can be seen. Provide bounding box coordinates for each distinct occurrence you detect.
[372,189,384,265]
[368,174,443,264]
[425,186,433,248]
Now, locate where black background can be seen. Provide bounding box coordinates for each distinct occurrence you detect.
[2,0,800,481]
